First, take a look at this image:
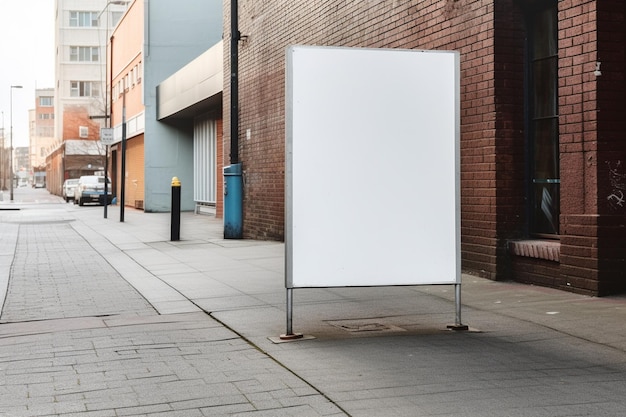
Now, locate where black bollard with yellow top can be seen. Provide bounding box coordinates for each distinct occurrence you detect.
[171,177,181,241]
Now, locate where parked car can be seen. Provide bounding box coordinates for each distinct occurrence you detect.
[62,178,79,202]
[75,175,112,206]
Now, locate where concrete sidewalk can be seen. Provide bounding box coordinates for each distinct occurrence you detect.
[2,198,626,416]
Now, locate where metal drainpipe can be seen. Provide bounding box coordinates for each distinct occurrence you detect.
[230,0,239,165]
[224,0,243,239]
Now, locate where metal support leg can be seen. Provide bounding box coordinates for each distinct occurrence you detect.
[447,283,469,331]
[286,288,293,335]
[280,288,303,340]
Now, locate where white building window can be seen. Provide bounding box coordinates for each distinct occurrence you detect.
[70,11,98,27]
[79,126,89,138]
[70,46,99,62]
[70,81,100,97]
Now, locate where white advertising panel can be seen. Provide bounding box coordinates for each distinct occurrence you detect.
[286,45,460,288]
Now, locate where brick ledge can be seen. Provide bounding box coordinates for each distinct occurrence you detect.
[508,240,560,262]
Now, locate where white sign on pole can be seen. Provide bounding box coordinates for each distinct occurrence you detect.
[100,128,115,145]
[285,45,460,289]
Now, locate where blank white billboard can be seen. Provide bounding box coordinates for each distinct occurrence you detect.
[286,45,460,288]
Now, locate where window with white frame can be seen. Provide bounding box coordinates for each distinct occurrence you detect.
[69,11,98,27]
[79,126,89,138]
[70,46,99,62]
[39,96,53,106]
[70,81,100,97]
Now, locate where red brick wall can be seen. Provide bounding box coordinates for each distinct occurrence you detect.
[224,1,626,294]
[46,147,65,197]
[511,256,563,289]
[461,2,527,279]
[216,118,224,218]
[593,0,626,294]
[558,0,626,295]
[558,0,601,293]
[225,0,501,243]
[62,105,102,141]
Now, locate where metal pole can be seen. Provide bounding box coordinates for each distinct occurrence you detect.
[120,80,126,222]
[286,288,293,335]
[170,177,181,241]
[455,283,462,326]
[10,91,14,201]
[104,146,109,218]
[110,35,116,214]
[447,283,468,331]
[230,0,239,165]
[9,85,23,201]
[103,6,109,219]
[279,288,303,340]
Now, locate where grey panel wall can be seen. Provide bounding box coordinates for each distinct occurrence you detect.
[143,0,223,212]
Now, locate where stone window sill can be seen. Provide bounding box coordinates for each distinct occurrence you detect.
[508,239,560,262]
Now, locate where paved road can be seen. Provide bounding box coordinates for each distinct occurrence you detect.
[2,187,626,416]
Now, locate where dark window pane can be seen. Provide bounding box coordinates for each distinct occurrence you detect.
[527,3,559,236]
[532,183,560,235]
[532,57,557,117]
[532,118,559,180]
[532,8,557,59]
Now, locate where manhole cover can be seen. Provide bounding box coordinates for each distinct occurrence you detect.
[327,319,406,333]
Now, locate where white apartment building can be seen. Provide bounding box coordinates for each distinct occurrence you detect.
[54,0,128,142]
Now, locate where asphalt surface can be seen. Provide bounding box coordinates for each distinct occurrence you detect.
[2,187,626,416]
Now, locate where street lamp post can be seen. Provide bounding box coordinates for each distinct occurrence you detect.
[120,77,126,222]
[10,85,23,202]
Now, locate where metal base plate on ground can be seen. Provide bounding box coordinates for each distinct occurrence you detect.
[268,334,316,344]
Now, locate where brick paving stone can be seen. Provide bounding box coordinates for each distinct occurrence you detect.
[7,200,626,416]
[1,222,156,322]
[0,312,342,416]
[0,213,343,416]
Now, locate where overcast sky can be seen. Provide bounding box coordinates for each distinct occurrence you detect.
[0,0,55,147]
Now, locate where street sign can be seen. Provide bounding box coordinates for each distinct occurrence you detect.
[100,128,114,145]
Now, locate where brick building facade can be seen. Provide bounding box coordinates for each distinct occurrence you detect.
[45,105,105,197]
[224,0,626,295]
